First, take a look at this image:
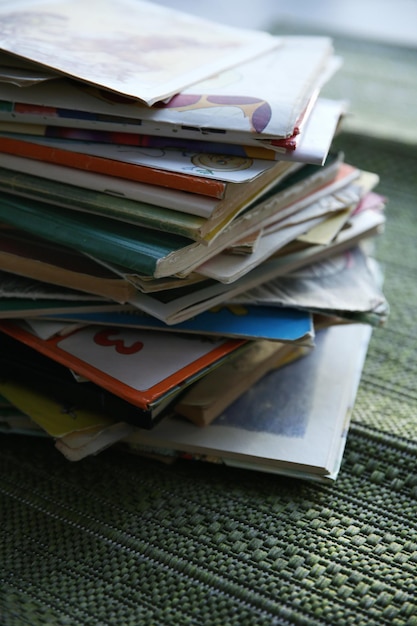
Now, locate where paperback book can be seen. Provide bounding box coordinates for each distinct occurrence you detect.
[123,323,372,481]
[0,0,278,105]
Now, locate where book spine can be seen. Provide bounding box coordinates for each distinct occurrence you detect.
[0,135,226,199]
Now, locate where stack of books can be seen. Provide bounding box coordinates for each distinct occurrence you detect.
[0,0,388,481]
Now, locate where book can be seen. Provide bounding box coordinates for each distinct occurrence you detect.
[0,131,298,187]
[195,168,380,281]
[0,269,130,318]
[0,298,127,319]
[0,269,104,302]
[0,330,177,429]
[174,340,312,426]
[0,134,242,198]
[0,35,335,140]
[0,163,211,241]
[123,323,373,481]
[0,321,246,418]
[0,228,139,302]
[0,156,347,279]
[123,206,386,325]
[195,175,366,284]
[55,422,135,462]
[0,158,221,219]
[0,150,298,242]
[0,97,345,166]
[41,305,315,345]
[0,0,278,105]
[230,245,389,327]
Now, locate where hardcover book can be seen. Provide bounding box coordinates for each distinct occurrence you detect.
[0,329,180,430]
[0,321,246,417]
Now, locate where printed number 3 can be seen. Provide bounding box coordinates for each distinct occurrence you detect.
[93,329,144,355]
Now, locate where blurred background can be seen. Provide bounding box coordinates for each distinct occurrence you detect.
[151,0,417,143]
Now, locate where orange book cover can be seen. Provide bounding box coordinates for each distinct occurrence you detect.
[0,135,227,198]
[0,321,245,411]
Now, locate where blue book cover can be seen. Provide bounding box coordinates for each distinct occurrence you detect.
[46,305,314,345]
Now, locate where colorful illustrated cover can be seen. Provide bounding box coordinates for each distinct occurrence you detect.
[0,321,246,412]
[0,36,335,139]
[0,133,282,185]
[0,329,175,429]
[0,98,345,166]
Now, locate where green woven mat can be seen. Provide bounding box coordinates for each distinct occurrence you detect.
[1,133,417,626]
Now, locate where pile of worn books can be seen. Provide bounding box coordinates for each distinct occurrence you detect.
[0,0,388,481]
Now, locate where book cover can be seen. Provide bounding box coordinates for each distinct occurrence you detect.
[0,321,246,413]
[124,323,373,481]
[0,134,284,184]
[0,191,194,277]
[0,35,334,140]
[0,0,278,105]
[0,134,229,198]
[43,305,315,345]
[0,330,178,429]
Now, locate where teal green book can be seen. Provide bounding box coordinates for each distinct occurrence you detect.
[0,166,205,241]
[0,191,195,277]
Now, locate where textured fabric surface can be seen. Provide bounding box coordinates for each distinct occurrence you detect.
[1,132,417,626]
